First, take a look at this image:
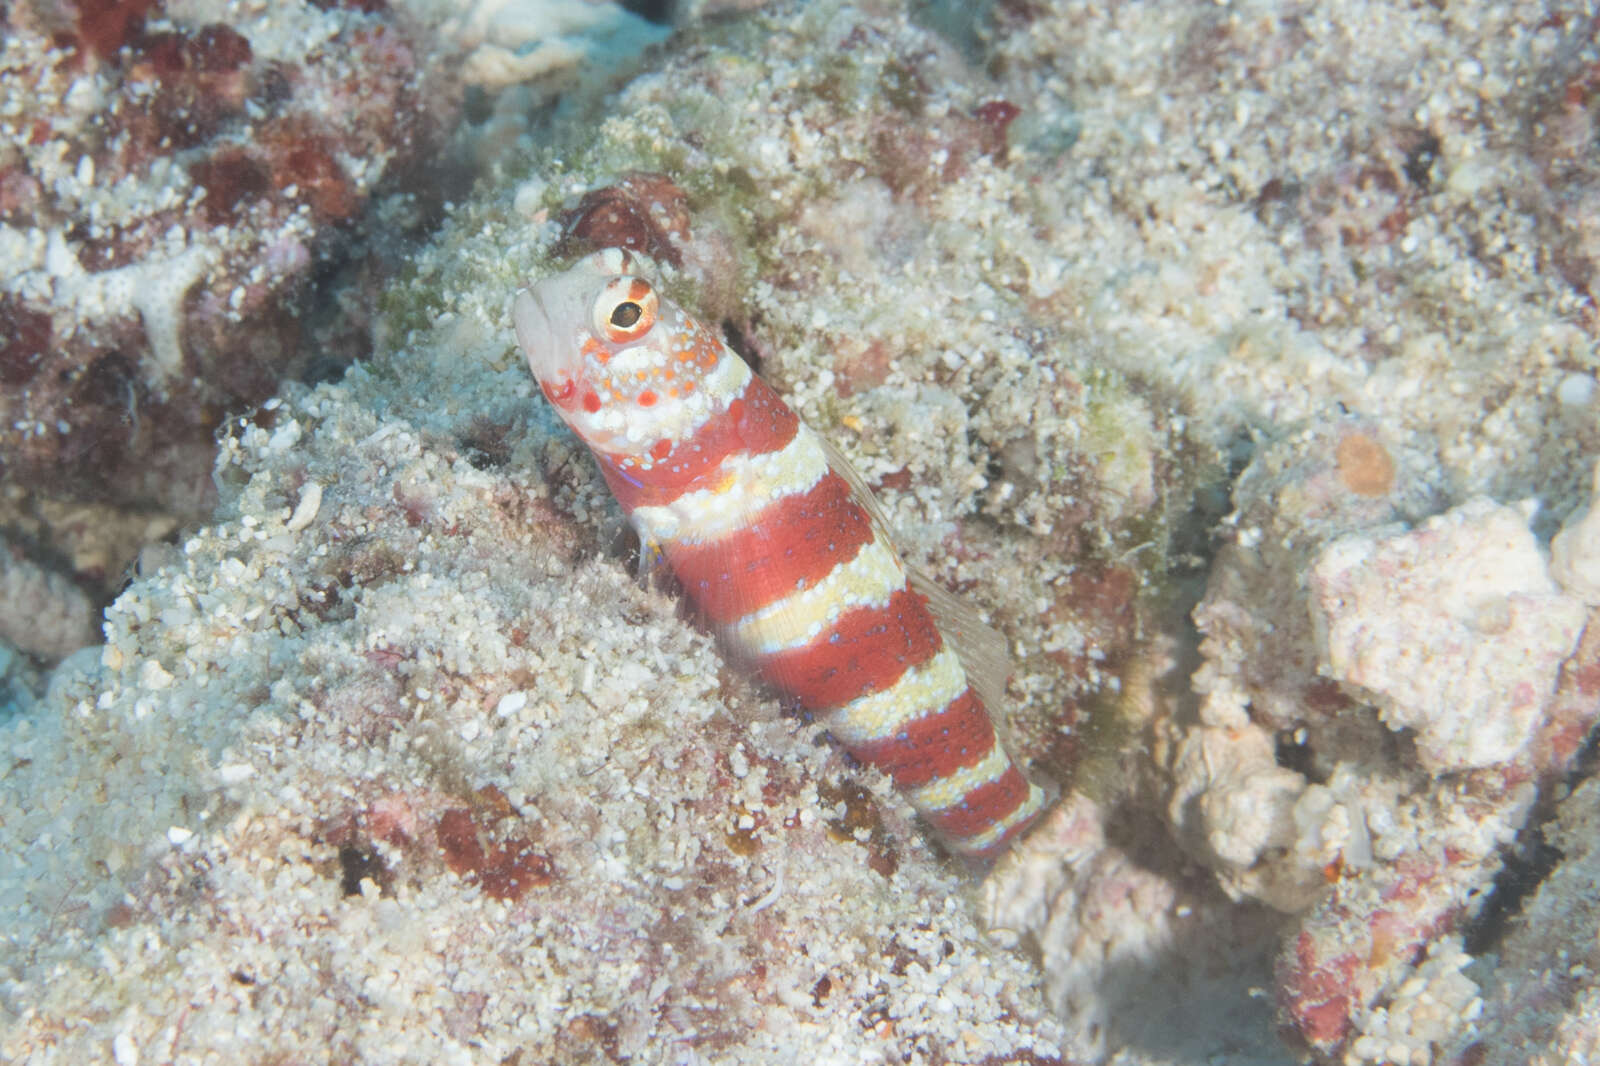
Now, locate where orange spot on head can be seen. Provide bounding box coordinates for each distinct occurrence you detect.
[637,389,658,407]
[627,278,652,302]
[681,380,695,395]
[582,391,602,413]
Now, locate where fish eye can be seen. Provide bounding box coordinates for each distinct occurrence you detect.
[594,276,659,343]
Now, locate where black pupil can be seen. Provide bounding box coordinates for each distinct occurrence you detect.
[610,301,642,328]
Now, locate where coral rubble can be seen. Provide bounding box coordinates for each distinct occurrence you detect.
[0,0,459,604]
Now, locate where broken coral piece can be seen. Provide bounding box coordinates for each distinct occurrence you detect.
[1551,457,1600,606]
[1310,497,1587,772]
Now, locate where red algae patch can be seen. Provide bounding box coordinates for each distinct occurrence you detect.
[0,3,457,515]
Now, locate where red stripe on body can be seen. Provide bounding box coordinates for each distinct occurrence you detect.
[966,806,1043,857]
[960,803,1045,859]
[665,472,875,625]
[596,374,799,511]
[755,586,942,711]
[844,688,997,790]
[923,765,1032,839]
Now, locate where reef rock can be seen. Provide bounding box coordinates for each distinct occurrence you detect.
[1310,498,1586,773]
[1552,458,1600,606]
[1448,774,1600,1065]
[0,0,458,515]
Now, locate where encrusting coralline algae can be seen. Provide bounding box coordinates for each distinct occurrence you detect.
[6,0,1600,1064]
[0,0,457,518]
[0,0,465,664]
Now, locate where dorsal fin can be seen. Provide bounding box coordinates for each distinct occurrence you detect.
[906,565,1013,715]
[811,423,895,533]
[812,428,1015,715]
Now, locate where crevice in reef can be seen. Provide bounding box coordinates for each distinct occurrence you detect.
[1462,726,1600,956]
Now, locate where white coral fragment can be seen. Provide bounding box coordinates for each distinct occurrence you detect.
[446,0,669,91]
[1349,935,1482,1066]
[285,481,323,533]
[1168,722,1316,909]
[54,234,217,387]
[1551,458,1600,605]
[1170,725,1300,871]
[1309,497,1586,772]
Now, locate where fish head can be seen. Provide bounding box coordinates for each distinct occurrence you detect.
[515,248,728,457]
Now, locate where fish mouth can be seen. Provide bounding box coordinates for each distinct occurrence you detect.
[512,287,552,374]
[515,285,588,410]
